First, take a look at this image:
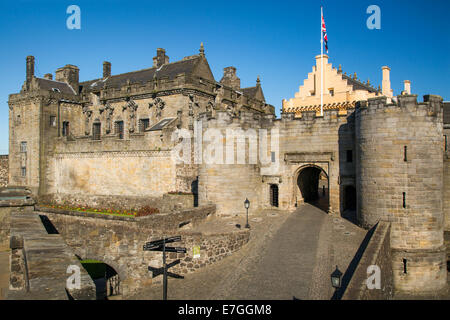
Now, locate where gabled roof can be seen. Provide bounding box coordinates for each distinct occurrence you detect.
[80,55,209,92]
[341,73,380,94]
[35,77,76,95]
[241,85,265,102]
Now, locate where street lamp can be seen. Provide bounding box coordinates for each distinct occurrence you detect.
[244,198,250,229]
[331,265,343,289]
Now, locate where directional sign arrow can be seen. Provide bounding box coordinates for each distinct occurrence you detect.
[163,247,187,253]
[145,236,182,248]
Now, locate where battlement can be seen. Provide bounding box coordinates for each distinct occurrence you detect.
[356,94,443,117]
[279,109,349,125]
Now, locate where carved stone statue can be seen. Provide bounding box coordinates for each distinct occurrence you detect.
[104,103,114,134]
[149,97,165,121]
[126,100,138,133]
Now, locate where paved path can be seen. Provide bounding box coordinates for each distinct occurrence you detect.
[0,246,9,300]
[131,204,367,300]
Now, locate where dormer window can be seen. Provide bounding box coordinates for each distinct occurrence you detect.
[52,88,60,93]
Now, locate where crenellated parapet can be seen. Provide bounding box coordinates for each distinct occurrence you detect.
[356,94,443,119]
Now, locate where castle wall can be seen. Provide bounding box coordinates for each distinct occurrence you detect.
[0,155,8,187]
[444,158,450,231]
[8,97,42,193]
[197,112,266,216]
[276,110,356,214]
[356,95,447,293]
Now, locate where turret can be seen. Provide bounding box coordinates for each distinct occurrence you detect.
[356,94,446,294]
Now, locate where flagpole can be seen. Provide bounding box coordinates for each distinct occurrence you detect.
[320,6,324,117]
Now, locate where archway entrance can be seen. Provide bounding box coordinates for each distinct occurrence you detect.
[80,259,120,300]
[296,166,329,212]
[342,185,357,223]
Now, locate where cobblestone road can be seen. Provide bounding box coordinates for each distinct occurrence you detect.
[130,204,367,300]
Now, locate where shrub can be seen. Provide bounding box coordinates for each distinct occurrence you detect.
[136,206,160,217]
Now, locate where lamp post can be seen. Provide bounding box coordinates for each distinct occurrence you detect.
[244,198,250,229]
[331,265,343,290]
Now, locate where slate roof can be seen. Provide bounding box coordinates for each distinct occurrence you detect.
[36,77,76,95]
[341,73,380,93]
[241,85,265,102]
[80,56,201,92]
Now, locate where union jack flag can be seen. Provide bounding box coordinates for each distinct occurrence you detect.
[322,8,328,53]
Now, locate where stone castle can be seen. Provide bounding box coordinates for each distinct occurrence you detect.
[7,45,449,295]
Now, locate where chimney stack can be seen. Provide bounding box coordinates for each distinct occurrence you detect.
[153,48,169,68]
[403,80,411,95]
[382,66,393,97]
[55,64,79,94]
[220,66,241,90]
[103,61,111,79]
[26,55,35,85]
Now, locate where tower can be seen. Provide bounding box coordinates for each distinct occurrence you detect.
[356,94,447,293]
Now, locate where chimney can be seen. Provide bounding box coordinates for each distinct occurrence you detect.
[153,48,169,68]
[220,66,240,90]
[382,66,393,97]
[44,73,53,80]
[103,61,111,79]
[55,64,79,94]
[26,55,35,85]
[403,80,411,95]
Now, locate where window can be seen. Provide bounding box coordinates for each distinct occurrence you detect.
[445,135,448,152]
[404,146,407,162]
[52,88,60,93]
[21,167,26,177]
[92,123,101,140]
[271,152,276,163]
[115,121,124,139]
[403,259,408,274]
[329,89,334,97]
[20,141,27,153]
[402,192,406,208]
[62,121,70,137]
[50,116,56,127]
[139,118,150,132]
[346,150,353,163]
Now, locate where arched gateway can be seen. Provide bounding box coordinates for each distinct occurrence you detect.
[294,164,330,212]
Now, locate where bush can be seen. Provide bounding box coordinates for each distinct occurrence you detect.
[136,206,160,217]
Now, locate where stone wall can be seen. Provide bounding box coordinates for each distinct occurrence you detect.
[342,221,394,300]
[8,211,96,300]
[38,192,194,213]
[356,95,447,293]
[39,206,249,297]
[0,155,8,187]
[444,157,450,231]
[276,110,355,214]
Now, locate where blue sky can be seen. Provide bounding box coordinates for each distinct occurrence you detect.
[0,0,449,154]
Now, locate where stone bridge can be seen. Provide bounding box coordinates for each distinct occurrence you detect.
[3,195,250,299]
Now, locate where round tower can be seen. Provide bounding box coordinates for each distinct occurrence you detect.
[356,94,447,294]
